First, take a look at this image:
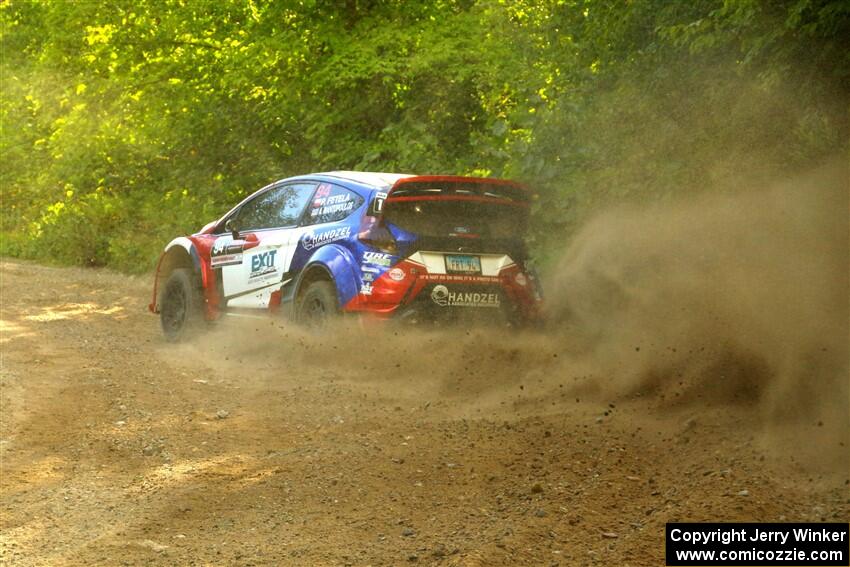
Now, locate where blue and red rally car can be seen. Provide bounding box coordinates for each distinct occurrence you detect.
[149,172,543,340]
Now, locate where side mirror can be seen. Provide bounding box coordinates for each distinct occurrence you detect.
[224,218,240,240]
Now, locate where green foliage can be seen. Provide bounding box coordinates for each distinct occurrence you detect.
[1,0,847,272]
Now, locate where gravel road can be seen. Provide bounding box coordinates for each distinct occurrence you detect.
[1,259,846,566]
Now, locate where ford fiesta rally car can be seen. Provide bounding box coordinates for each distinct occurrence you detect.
[149,172,543,340]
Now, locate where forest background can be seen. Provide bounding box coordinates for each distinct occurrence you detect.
[1,0,847,272]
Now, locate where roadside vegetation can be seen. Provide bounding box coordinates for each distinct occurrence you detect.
[1,0,846,272]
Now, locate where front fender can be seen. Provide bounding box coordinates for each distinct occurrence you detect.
[149,237,205,313]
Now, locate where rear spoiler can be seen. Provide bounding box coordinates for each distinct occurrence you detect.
[382,176,532,209]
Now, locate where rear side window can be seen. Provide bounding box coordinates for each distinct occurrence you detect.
[237,183,316,230]
[304,183,363,225]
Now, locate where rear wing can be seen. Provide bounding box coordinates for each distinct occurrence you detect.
[384,175,531,207]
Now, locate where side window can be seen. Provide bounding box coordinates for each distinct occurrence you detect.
[237,183,316,230]
[304,183,364,225]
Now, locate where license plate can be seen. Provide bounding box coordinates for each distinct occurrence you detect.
[445,254,481,274]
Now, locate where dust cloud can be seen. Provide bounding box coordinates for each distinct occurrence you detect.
[163,161,847,473]
[543,160,849,464]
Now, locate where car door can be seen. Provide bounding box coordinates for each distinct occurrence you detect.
[218,182,317,308]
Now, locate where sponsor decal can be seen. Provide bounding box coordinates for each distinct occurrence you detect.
[315,183,332,198]
[310,193,355,218]
[420,273,500,284]
[211,236,244,267]
[388,267,405,281]
[361,265,381,274]
[372,192,387,214]
[361,272,375,282]
[212,238,234,254]
[430,285,449,306]
[363,251,392,267]
[360,282,373,296]
[430,285,500,308]
[302,227,351,251]
[211,237,230,255]
[249,250,278,279]
[210,253,242,268]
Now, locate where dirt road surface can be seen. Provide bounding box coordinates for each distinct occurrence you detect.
[1,259,847,566]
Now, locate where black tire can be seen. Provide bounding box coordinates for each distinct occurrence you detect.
[159,268,202,342]
[296,280,338,327]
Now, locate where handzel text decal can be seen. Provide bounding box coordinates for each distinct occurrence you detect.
[302,227,351,251]
[430,285,500,308]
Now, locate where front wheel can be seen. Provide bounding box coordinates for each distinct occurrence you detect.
[159,268,202,342]
[296,280,338,328]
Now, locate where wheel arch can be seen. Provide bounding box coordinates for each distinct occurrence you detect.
[150,238,204,313]
[293,244,359,310]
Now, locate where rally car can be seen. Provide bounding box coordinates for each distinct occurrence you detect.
[149,171,543,340]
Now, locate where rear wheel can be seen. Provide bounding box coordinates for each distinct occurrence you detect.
[160,268,202,342]
[296,280,338,328]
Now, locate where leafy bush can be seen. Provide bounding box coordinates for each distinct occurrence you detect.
[1,0,846,272]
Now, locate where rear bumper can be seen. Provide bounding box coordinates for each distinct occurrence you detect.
[343,257,543,324]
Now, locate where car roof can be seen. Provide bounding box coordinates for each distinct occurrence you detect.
[311,171,414,189]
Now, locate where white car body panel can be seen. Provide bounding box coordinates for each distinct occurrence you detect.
[407,251,514,276]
